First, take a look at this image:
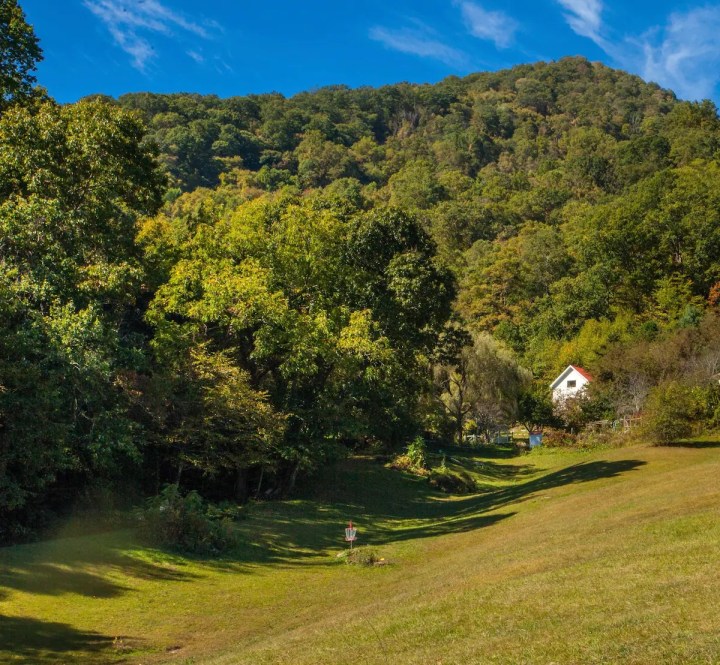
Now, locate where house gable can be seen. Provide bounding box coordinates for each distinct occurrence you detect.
[550,365,592,402]
[550,365,576,390]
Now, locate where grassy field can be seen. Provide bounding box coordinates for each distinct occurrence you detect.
[2,441,720,664]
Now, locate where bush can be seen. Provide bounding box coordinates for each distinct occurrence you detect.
[428,467,477,494]
[137,485,237,554]
[542,428,579,448]
[387,437,429,476]
[406,436,427,468]
[345,547,384,566]
[642,381,702,444]
[387,454,430,476]
[205,501,247,522]
[576,428,626,449]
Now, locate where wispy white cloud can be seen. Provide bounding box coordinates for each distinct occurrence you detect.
[636,7,720,101]
[187,50,205,64]
[553,1,720,101]
[459,2,518,49]
[84,0,215,71]
[556,0,605,47]
[213,56,235,75]
[369,24,467,67]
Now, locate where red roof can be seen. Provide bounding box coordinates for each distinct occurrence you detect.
[571,365,594,382]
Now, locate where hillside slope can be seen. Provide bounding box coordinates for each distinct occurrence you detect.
[123,56,720,376]
[2,443,720,664]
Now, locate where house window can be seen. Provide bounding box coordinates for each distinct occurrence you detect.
[567,380,576,388]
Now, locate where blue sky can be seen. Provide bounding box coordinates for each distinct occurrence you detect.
[21,0,720,104]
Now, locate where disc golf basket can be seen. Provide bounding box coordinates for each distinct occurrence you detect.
[345,521,357,549]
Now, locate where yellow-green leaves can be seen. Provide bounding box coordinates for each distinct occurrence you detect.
[145,194,454,471]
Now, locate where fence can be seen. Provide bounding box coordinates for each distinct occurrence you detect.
[586,416,642,433]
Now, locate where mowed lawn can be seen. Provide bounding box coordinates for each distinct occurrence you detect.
[2,442,720,664]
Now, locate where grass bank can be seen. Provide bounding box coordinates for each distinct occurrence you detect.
[2,441,720,664]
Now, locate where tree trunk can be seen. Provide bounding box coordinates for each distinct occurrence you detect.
[456,418,464,447]
[286,461,301,495]
[234,467,249,503]
[0,432,8,479]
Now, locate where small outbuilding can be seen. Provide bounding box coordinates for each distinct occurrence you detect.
[550,365,593,404]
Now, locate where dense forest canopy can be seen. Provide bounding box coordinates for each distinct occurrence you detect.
[107,58,720,372]
[4,0,720,541]
[111,58,679,195]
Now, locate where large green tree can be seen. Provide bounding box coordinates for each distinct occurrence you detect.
[143,197,453,494]
[0,99,165,528]
[434,332,528,445]
[0,0,41,108]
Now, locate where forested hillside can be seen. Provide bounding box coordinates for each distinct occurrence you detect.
[4,0,720,541]
[110,59,720,374]
[115,59,720,436]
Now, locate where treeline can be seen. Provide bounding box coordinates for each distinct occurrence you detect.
[0,2,457,540]
[5,0,720,540]
[109,57,676,197]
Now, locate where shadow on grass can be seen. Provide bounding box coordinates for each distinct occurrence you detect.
[244,456,647,557]
[431,443,521,460]
[0,453,648,616]
[666,440,720,449]
[457,458,535,482]
[0,532,199,600]
[0,615,117,665]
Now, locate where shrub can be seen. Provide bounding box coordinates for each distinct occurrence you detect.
[642,381,702,444]
[542,428,579,448]
[346,547,383,566]
[387,437,429,476]
[389,454,414,470]
[137,485,237,554]
[577,428,626,449]
[406,436,427,468]
[428,467,477,494]
[206,501,247,522]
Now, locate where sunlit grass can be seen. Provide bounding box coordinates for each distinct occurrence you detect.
[2,441,720,663]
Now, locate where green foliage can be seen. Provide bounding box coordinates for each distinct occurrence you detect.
[517,388,556,434]
[137,484,236,554]
[642,381,702,444]
[390,437,428,475]
[112,57,681,197]
[7,18,720,535]
[434,331,528,444]
[554,385,615,431]
[0,96,164,526]
[0,0,41,108]
[106,60,720,446]
[144,194,453,493]
[406,437,427,469]
[596,312,720,422]
[428,466,477,494]
[388,455,429,477]
[143,347,286,501]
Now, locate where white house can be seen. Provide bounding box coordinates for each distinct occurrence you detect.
[550,365,593,404]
